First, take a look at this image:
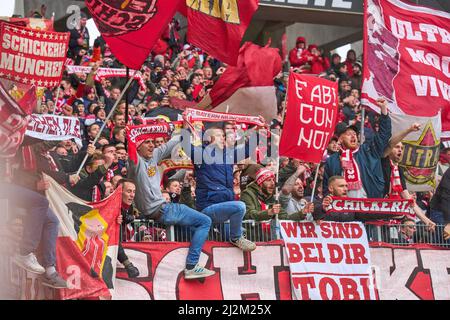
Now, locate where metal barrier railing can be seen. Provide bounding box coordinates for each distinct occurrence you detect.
[123,220,450,247]
[122,220,278,242]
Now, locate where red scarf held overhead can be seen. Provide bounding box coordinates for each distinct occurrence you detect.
[389,160,403,197]
[340,147,363,190]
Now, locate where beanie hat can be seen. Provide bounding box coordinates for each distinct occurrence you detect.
[255,168,275,186]
[296,36,306,44]
[308,44,318,51]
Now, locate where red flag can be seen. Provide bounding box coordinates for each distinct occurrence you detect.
[185,0,259,66]
[0,23,69,87]
[44,174,122,300]
[0,82,32,158]
[86,0,182,70]
[361,0,450,137]
[0,17,54,31]
[197,42,281,122]
[18,85,37,115]
[279,73,339,163]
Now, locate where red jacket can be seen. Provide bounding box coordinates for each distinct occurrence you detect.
[310,55,330,74]
[345,59,355,77]
[289,48,310,68]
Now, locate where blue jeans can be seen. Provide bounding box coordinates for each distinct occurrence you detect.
[158,203,211,266]
[1,183,59,268]
[202,201,246,241]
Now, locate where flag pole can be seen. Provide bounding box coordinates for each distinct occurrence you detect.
[76,75,135,175]
[125,67,130,149]
[309,164,320,202]
[273,74,290,240]
[360,106,365,144]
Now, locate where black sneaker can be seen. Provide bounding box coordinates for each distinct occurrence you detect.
[125,263,140,278]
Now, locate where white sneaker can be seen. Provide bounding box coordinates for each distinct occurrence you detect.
[184,264,216,280]
[13,253,45,274]
[231,237,256,252]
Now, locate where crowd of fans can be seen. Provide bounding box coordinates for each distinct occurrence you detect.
[2,11,450,287]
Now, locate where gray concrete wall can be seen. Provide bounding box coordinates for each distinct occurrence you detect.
[286,22,360,51]
[22,0,85,21]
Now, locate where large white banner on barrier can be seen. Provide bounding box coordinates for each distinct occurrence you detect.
[280,221,377,300]
[9,241,450,300]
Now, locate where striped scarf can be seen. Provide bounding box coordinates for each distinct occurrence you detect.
[340,147,363,190]
[389,160,403,196]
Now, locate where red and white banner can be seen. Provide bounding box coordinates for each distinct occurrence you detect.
[184,108,265,127]
[197,42,282,123]
[370,244,450,300]
[86,0,182,70]
[279,73,339,163]
[0,17,54,31]
[361,0,450,137]
[325,197,414,217]
[44,174,122,300]
[65,65,145,89]
[126,121,173,164]
[0,23,69,87]
[390,112,442,191]
[13,240,450,300]
[280,221,377,300]
[184,0,259,66]
[26,114,82,146]
[0,82,32,158]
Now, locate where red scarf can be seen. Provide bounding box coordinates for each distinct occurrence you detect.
[22,146,36,172]
[340,147,362,190]
[390,160,403,196]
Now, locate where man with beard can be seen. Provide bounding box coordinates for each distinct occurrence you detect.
[382,124,436,231]
[350,63,363,91]
[280,164,314,220]
[323,98,391,199]
[241,168,286,221]
[313,176,358,222]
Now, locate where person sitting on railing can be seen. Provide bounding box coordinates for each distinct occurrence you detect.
[116,179,140,278]
[279,164,314,221]
[128,133,215,280]
[391,217,416,245]
[313,176,360,222]
[186,124,258,252]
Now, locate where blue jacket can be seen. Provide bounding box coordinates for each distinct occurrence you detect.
[192,142,251,211]
[323,114,392,198]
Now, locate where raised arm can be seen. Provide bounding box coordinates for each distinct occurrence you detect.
[383,123,421,157]
[369,98,392,158]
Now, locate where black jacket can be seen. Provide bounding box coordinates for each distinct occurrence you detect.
[431,168,450,224]
[70,165,107,201]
